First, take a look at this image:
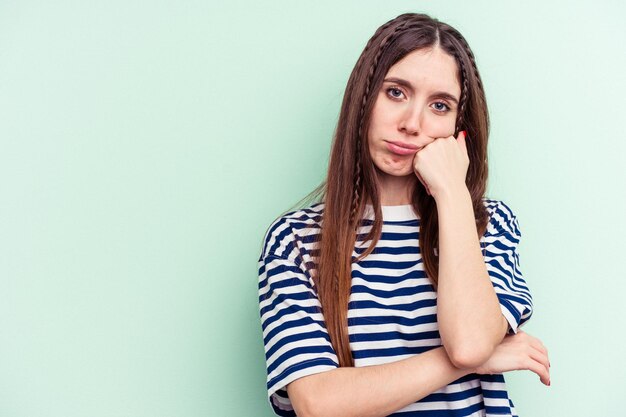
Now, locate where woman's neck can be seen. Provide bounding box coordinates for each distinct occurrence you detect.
[375,170,417,206]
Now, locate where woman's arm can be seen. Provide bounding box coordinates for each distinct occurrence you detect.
[435,185,508,368]
[287,346,470,417]
[287,330,550,417]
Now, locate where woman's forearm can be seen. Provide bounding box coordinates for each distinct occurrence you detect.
[290,346,473,417]
[435,185,508,367]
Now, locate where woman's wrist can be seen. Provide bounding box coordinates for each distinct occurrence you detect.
[432,182,470,204]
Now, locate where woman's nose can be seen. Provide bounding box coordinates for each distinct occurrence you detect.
[398,104,423,136]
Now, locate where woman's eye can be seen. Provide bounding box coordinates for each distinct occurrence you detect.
[432,102,450,112]
[386,87,404,99]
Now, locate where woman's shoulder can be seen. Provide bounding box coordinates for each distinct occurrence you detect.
[481,197,521,238]
[259,202,325,261]
[267,202,325,232]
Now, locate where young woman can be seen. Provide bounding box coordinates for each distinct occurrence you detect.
[257,12,550,417]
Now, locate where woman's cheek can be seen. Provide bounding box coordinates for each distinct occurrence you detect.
[423,128,453,140]
[423,117,456,138]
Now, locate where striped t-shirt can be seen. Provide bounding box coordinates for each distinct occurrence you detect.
[257,198,533,416]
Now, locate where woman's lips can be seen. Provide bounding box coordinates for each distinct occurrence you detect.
[385,141,420,156]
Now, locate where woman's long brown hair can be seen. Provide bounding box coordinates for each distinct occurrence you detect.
[289,13,491,368]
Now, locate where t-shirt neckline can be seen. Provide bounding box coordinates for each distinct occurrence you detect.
[364,203,419,221]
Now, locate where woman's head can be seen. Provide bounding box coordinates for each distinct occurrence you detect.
[367,46,461,179]
[327,12,489,223]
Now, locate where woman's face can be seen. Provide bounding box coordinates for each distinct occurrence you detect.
[367,47,461,178]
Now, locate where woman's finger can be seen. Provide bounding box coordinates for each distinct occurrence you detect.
[524,333,546,353]
[528,345,551,383]
[514,332,550,385]
[523,355,550,385]
[526,334,550,367]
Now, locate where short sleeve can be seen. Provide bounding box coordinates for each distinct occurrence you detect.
[258,253,339,416]
[481,200,533,335]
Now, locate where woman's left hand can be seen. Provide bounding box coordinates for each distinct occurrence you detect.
[412,131,469,200]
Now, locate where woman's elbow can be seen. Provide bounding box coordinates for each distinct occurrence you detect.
[297,400,336,417]
[292,391,343,417]
[447,343,493,369]
[292,400,314,417]
[288,388,316,417]
[287,377,333,417]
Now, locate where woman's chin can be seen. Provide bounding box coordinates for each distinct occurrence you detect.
[374,165,415,178]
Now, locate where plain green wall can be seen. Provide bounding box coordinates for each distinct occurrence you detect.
[1,1,624,416]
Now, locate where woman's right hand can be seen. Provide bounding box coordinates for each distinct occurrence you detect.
[474,330,551,386]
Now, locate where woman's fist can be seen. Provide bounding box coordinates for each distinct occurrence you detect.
[412,131,469,199]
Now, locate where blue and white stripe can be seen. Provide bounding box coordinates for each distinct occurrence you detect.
[257,198,532,416]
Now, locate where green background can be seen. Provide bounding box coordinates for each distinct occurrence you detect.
[1,1,624,416]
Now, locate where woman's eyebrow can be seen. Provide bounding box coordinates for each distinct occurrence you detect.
[383,77,459,104]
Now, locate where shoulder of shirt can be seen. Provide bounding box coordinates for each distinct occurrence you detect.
[259,202,325,262]
[481,197,521,238]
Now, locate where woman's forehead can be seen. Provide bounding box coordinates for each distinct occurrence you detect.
[386,48,461,96]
